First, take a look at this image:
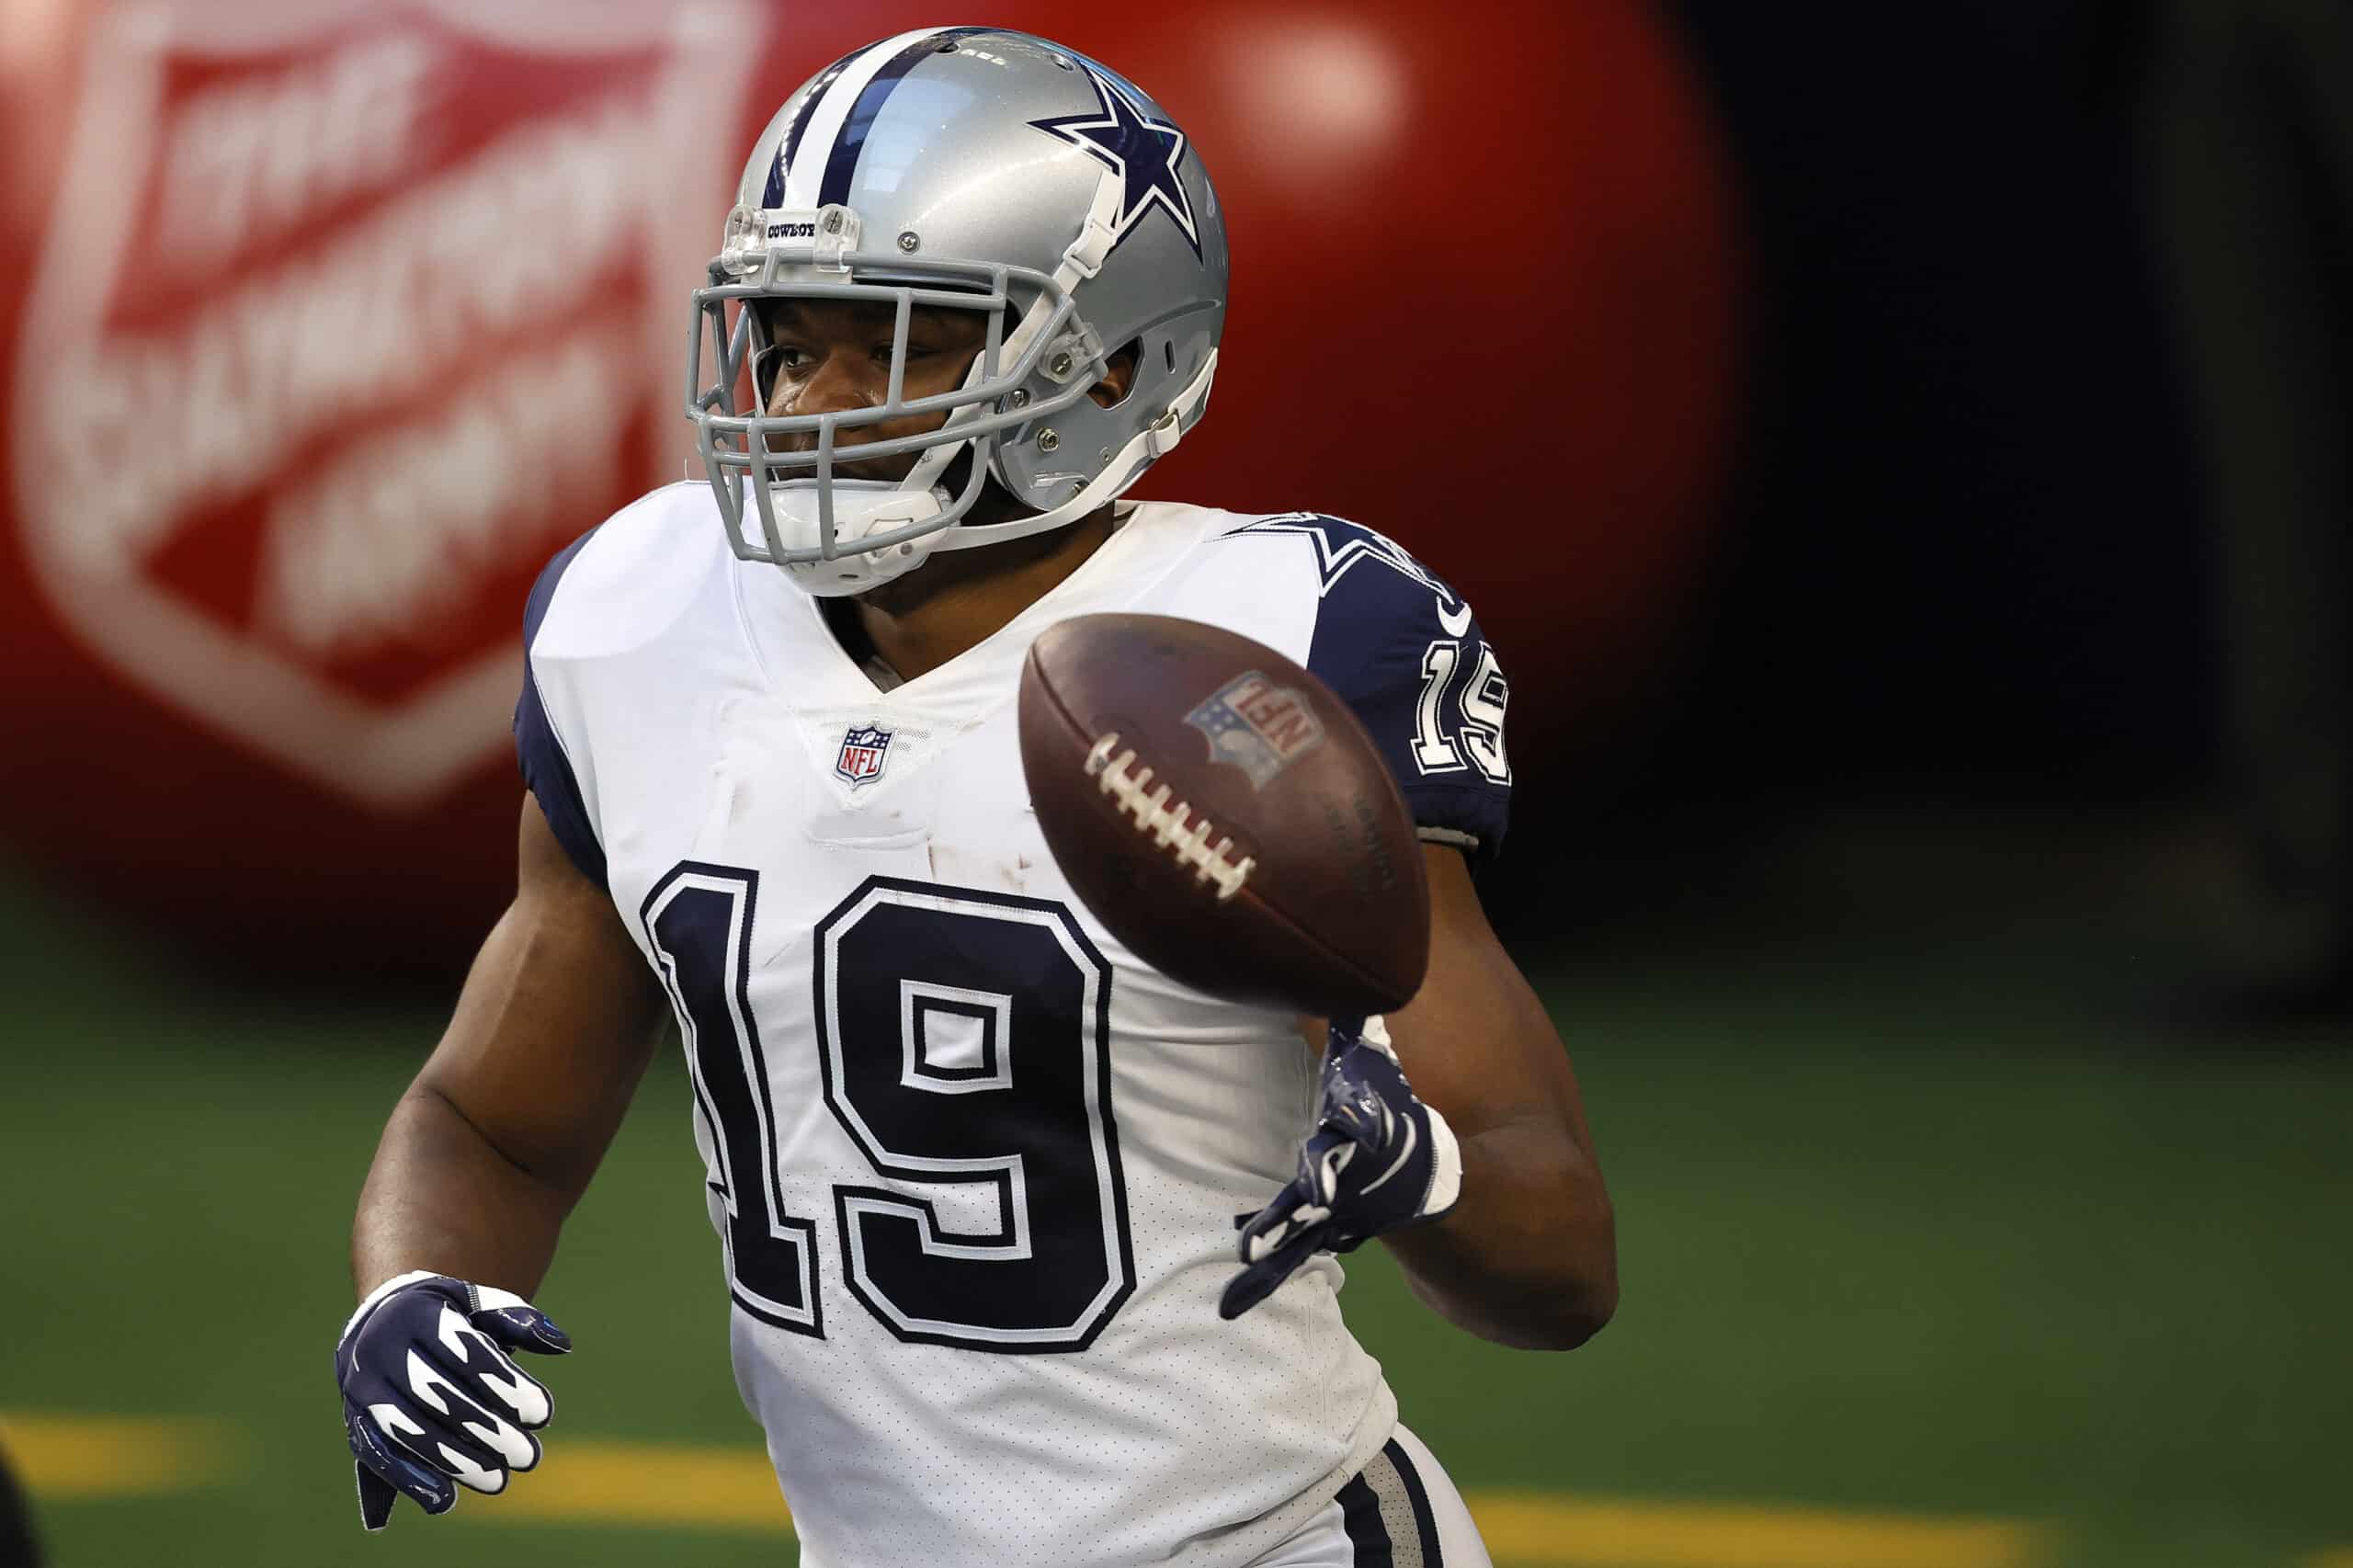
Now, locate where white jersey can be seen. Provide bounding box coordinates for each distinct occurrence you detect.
[517,487,1512,1567]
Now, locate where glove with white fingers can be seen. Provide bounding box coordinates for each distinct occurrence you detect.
[1221,1016,1463,1321]
[334,1270,570,1529]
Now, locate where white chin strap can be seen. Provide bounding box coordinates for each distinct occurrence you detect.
[939,345,1218,553]
[762,344,1216,597]
[756,320,1018,597]
[764,419,967,597]
[768,480,949,597]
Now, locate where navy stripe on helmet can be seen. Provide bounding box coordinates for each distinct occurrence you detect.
[767,41,870,206]
[815,26,991,209]
[765,42,870,207]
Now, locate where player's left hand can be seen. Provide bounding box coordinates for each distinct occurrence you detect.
[1221,1016,1462,1320]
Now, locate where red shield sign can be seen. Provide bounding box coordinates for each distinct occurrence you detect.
[9,4,761,811]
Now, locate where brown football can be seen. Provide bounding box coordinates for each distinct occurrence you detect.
[1018,612,1430,1018]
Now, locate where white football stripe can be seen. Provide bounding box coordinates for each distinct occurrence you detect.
[779,27,959,208]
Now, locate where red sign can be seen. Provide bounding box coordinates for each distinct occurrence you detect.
[0,0,1739,971]
[10,4,761,811]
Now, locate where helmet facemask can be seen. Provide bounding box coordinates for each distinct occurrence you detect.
[689,29,1228,596]
[688,204,1115,597]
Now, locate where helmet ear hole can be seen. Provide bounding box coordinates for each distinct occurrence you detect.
[1089,341,1142,410]
[1163,338,1176,373]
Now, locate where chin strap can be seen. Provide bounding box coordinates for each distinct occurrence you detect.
[863,169,1193,556]
[934,346,1219,552]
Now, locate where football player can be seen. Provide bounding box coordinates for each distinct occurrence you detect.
[340,28,1616,1566]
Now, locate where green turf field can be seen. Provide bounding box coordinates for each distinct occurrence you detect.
[4,815,2347,1567]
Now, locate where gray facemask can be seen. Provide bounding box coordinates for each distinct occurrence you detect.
[687,27,1230,596]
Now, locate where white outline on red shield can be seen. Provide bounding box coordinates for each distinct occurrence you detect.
[9,2,763,812]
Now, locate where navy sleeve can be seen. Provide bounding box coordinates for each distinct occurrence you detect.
[1293,517,1512,865]
[514,529,608,891]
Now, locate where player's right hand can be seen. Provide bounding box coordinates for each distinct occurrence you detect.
[334,1270,571,1529]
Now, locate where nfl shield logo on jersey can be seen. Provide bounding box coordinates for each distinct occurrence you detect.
[835,724,893,787]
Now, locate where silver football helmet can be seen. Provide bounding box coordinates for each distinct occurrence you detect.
[688,27,1230,595]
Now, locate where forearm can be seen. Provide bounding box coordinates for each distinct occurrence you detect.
[1381,1115,1617,1350]
[351,1084,576,1302]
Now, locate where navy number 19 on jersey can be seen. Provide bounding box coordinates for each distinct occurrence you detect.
[643,868,1136,1352]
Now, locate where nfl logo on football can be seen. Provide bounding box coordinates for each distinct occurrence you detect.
[1184,672,1326,789]
[835,724,893,787]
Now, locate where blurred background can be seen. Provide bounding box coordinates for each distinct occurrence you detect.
[2,2,2346,1566]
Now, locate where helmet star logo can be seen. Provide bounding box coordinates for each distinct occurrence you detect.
[1029,62,1202,258]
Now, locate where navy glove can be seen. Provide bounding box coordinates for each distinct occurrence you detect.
[1221,1016,1462,1320]
[335,1270,570,1529]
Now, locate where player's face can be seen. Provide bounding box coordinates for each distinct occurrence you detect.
[752,299,988,483]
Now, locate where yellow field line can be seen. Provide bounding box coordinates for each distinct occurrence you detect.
[488,1440,792,1530]
[0,1412,244,1498]
[2301,1550,2353,1568]
[0,1415,2054,1567]
[476,1439,2049,1567]
[1470,1491,2044,1568]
